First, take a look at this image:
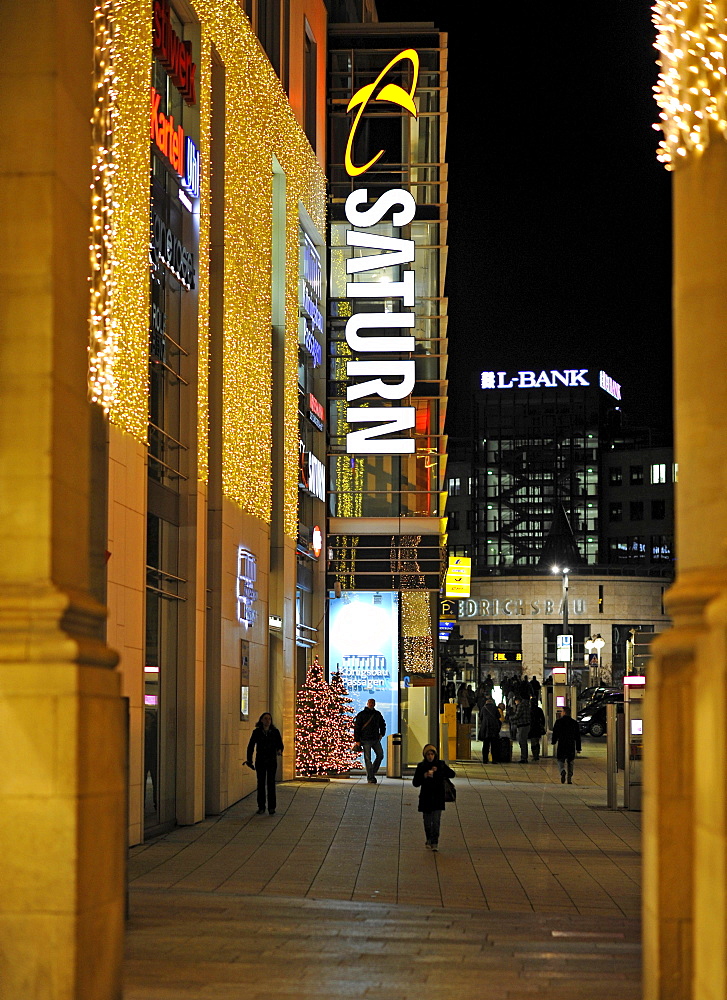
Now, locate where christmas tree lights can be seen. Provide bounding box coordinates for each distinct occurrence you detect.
[329,670,363,774]
[295,659,344,776]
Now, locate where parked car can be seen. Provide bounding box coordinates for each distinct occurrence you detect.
[577,691,624,737]
[577,685,619,709]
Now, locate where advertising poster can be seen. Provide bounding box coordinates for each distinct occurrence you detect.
[328,591,399,766]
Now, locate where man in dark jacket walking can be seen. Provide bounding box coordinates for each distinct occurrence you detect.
[478,695,502,763]
[551,706,582,783]
[354,698,386,784]
[511,693,532,762]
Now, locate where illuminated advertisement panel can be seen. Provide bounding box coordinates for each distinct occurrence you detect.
[343,49,420,455]
[328,591,399,765]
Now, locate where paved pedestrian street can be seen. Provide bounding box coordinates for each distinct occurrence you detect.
[125,743,641,998]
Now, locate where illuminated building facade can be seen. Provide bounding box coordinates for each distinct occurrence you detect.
[326,19,449,765]
[95,0,328,845]
[1,2,327,991]
[443,370,674,685]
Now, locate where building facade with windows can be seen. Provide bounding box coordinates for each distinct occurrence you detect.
[325,18,449,765]
[443,370,674,685]
[100,0,328,847]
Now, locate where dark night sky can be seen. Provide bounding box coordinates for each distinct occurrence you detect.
[374,1,673,438]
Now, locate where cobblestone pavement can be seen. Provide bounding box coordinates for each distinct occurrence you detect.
[125,740,642,998]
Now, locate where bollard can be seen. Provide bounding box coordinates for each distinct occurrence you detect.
[386,733,402,778]
[606,702,618,809]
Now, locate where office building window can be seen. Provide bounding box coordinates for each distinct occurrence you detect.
[630,501,644,521]
[448,477,461,496]
[651,535,673,562]
[609,502,622,522]
[651,463,667,484]
[651,499,666,520]
[630,465,644,485]
[448,510,460,531]
[257,0,281,76]
[609,536,646,563]
[609,466,622,486]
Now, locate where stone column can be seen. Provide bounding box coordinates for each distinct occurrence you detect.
[644,137,727,1000]
[0,2,126,997]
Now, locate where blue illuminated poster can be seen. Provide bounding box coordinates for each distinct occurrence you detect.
[328,591,399,766]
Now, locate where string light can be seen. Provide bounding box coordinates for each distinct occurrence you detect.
[401,590,434,675]
[295,659,352,776]
[329,670,363,773]
[652,2,727,169]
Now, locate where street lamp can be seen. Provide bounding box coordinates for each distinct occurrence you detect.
[552,566,571,684]
[585,634,605,686]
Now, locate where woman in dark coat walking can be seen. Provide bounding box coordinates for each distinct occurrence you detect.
[412,744,455,851]
[246,712,284,814]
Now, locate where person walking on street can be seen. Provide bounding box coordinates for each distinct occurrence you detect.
[457,682,472,723]
[528,696,546,761]
[479,695,502,763]
[412,744,456,852]
[511,693,532,762]
[551,705,582,783]
[530,674,541,701]
[354,698,386,783]
[246,712,284,814]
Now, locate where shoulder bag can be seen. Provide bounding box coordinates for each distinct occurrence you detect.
[444,776,456,803]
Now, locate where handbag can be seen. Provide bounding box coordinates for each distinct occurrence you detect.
[444,777,456,803]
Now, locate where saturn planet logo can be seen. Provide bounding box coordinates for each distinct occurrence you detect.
[345,48,420,177]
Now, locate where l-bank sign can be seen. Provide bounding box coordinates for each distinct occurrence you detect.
[480,369,622,401]
[343,49,420,454]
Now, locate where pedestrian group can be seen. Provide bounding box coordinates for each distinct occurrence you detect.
[249,672,582,852]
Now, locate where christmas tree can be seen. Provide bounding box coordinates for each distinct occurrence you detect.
[295,658,341,776]
[329,669,362,775]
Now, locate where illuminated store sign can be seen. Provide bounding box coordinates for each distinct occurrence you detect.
[344,49,420,455]
[236,547,258,627]
[459,597,586,618]
[150,86,201,198]
[151,212,196,290]
[328,592,399,765]
[481,370,590,389]
[308,393,325,430]
[153,0,197,105]
[599,370,622,400]
[480,368,622,399]
[300,325,322,368]
[445,556,471,598]
[312,525,323,559]
[299,231,323,369]
[299,440,326,502]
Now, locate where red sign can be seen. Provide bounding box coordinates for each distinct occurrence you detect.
[151,86,185,174]
[153,0,197,105]
[308,393,325,427]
